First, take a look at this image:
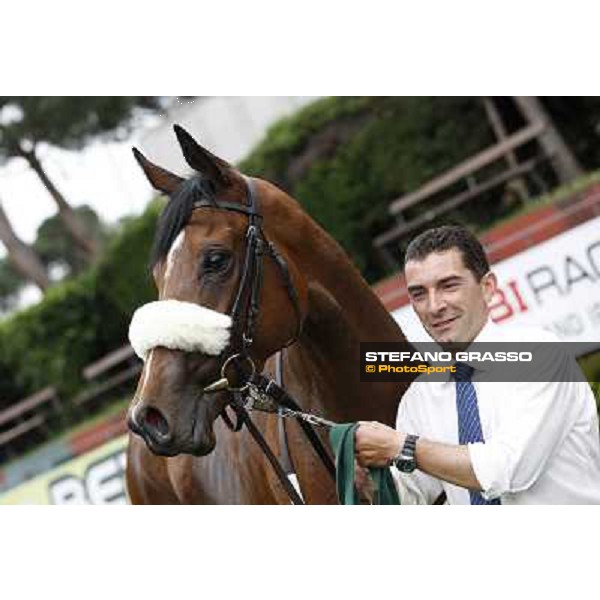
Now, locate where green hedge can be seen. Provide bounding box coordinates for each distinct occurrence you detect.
[92,200,162,349]
[0,274,100,399]
[240,96,495,281]
[0,201,161,406]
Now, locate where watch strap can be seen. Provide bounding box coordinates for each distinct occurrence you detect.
[394,434,419,472]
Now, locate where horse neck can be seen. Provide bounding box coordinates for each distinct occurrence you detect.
[282,210,407,425]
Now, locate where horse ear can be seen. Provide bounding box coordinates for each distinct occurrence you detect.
[132,147,184,195]
[173,124,232,188]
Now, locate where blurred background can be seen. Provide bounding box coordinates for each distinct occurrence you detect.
[0,96,598,503]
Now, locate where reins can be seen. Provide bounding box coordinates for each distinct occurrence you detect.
[194,176,337,504]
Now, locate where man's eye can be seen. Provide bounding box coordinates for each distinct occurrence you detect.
[202,251,231,273]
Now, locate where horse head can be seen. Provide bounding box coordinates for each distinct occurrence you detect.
[128,125,308,457]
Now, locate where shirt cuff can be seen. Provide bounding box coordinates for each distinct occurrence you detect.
[467,442,506,501]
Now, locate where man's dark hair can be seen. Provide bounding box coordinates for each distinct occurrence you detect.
[404,225,490,281]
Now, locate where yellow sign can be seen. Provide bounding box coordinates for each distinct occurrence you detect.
[0,436,129,505]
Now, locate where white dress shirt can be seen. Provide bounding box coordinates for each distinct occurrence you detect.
[393,319,600,504]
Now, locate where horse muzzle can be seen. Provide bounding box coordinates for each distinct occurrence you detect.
[128,393,223,457]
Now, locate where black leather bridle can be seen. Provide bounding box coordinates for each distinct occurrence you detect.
[200,177,303,353]
[191,176,336,504]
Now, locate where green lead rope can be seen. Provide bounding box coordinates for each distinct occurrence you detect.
[329,423,401,505]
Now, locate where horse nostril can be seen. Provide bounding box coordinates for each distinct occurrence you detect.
[140,407,171,441]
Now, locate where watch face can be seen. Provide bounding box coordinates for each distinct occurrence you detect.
[396,459,416,473]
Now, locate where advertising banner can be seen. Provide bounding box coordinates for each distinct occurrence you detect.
[0,436,128,505]
[393,214,600,353]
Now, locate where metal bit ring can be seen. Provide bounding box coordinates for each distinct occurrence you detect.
[220,353,256,393]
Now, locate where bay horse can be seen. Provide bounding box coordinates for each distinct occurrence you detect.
[125,125,410,504]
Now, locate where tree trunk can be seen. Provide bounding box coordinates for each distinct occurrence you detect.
[0,201,51,291]
[18,146,99,259]
[513,96,584,184]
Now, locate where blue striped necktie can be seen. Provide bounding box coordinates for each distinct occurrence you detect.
[453,362,500,505]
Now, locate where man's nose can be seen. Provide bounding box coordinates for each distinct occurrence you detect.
[428,290,447,314]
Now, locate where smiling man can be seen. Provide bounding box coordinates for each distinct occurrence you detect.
[355,225,600,504]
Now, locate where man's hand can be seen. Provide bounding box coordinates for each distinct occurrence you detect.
[355,421,405,468]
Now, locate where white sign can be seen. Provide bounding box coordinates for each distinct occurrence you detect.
[49,450,127,505]
[392,215,600,352]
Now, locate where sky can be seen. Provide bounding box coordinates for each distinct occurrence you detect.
[0,133,155,247]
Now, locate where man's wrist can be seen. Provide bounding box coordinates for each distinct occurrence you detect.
[390,432,406,462]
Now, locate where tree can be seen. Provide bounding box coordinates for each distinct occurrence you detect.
[34,205,107,277]
[0,199,50,291]
[0,97,164,260]
[513,96,584,183]
[0,204,109,310]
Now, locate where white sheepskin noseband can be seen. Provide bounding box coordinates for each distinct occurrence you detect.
[128,300,232,361]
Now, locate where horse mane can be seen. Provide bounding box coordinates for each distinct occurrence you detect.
[149,175,217,269]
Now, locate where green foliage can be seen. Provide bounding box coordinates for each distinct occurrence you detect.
[0,202,161,404]
[0,273,100,401]
[241,96,600,282]
[240,96,372,181]
[92,200,161,348]
[543,97,600,170]
[0,97,163,159]
[240,97,494,281]
[0,259,24,311]
[34,205,107,275]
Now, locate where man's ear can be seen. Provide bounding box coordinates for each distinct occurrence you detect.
[132,148,184,195]
[482,271,498,305]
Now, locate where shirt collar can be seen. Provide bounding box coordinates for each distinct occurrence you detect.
[443,316,496,382]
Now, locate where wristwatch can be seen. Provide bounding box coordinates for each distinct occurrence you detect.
[394,434,419,473]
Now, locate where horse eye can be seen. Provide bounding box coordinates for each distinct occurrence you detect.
[202,250,231,274]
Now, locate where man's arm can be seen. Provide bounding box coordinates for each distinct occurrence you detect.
[356,349,591,499]
[414,439,481,490]
[354,422,483,491]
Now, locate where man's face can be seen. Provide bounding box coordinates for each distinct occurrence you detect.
[405,248,497,346]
